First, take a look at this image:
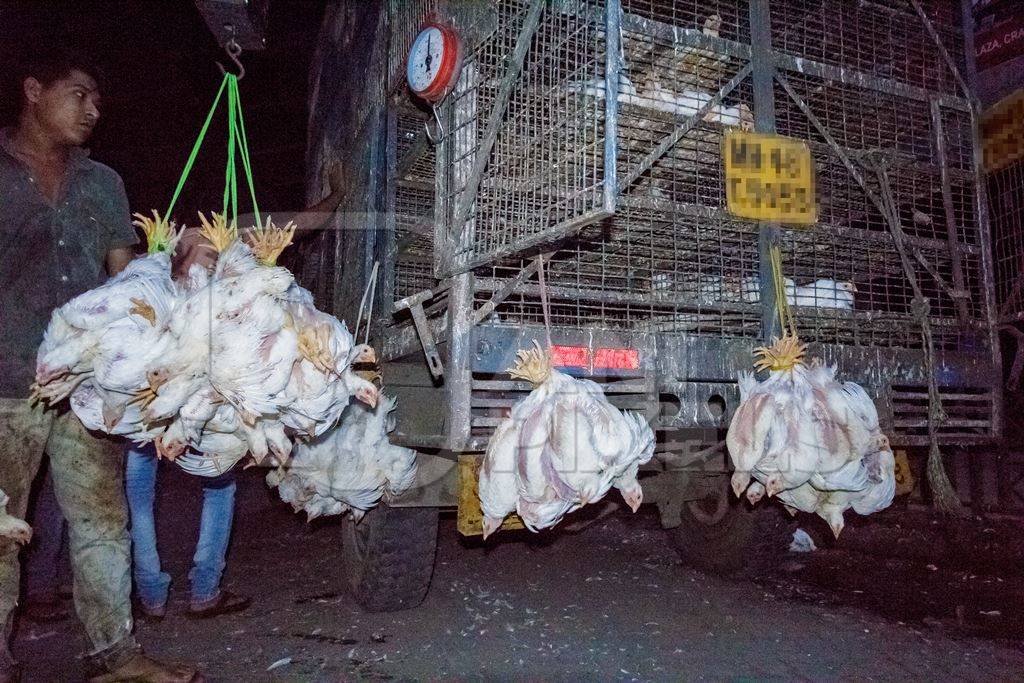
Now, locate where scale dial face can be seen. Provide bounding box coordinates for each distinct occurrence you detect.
[407,23,460,102]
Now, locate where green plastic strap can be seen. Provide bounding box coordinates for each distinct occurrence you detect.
[165,74,230,219]
[223,76,238,223]
[231,77,261,225]
[164,72,261,230]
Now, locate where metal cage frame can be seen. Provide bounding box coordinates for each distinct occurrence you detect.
[370,0,1000,452]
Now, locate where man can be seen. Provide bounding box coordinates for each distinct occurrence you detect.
[127,165,348,621]
[0,51,198,682]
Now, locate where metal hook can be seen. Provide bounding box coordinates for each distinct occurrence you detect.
[217,37,245,80]
[425,105,445,145]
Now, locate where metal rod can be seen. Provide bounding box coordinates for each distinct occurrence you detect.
[960,0,1002,439]
[382,107,399,318]
[448,0,546,251]
[447,271,474,450]
[749,0,780,344]
[603,0,621,214]
[771,52,970,112]
[440,205,611,278]
[909,0,974,104]
[930,98,971,323]
[471,256,546,326]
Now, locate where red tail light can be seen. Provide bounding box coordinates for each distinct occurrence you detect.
[551,345,589,368]
[594,347,640,370]
[548,346,641,371]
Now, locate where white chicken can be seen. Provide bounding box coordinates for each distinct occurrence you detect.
[34,212,181,407]
[736,277,855,310]
[727,336,895,537]
[790,279,857,310]
[740,275,796,304]
[35,210,382,480]
[268,394,417,521]
[478,342,655,538]
[0,489,32,546]
[639,81,753,129]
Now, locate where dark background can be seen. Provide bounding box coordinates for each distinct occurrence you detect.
[0,0,327,226]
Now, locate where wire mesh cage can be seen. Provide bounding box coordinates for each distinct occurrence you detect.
[422,0,989,356]
[374,0,999,445]
[388,0,992,351]
[394,103,439,301]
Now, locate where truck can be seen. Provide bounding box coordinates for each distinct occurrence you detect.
[291,0,1001,612]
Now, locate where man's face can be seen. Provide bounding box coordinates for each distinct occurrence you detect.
[24,69,101,147]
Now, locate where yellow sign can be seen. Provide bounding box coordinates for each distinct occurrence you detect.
[893,449,915,497]
[723,130,817,225]
[982,88,1024,173]
[456,455,524,536]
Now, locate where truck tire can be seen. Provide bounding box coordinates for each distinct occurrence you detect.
[341,504,439,612]
[667,477,757,573]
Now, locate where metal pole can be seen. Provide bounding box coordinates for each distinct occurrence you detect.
[749,0,780,342]
[960,0,1003,440]
[445,61,479,452]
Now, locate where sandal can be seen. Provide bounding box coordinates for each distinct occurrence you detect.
[186,591,251,619]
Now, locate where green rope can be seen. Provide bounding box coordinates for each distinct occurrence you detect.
[223,76,239,224]
[164,74,230,219]
[230,77,261,225]
[164,72,261,232]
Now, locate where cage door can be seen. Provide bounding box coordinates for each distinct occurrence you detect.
[434,0,620,279]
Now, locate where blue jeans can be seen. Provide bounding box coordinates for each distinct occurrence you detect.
[125,445,236,607]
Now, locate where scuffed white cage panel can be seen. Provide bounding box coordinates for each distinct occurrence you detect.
[435,0,617,277]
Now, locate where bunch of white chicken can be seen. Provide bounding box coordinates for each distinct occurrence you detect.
[478,342,656,538]
[266,393,418,521]
[727,335,896,537]
[32,211,379,478]
[695,276,857,310]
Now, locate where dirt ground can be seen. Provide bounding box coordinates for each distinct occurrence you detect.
[12,466,1024,682]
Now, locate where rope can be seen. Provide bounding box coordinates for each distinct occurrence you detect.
[223,76,239,223]
[164,73,260,232]
[769,243,798,340]
[230,76,261,225]
[165,74,230,219]
[353,262,380,345]
[535,254,554,351]
[868,157,962,515]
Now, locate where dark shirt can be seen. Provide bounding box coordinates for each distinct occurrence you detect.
[0,129,138,398]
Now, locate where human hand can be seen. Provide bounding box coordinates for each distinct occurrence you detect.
[172,226,217,280]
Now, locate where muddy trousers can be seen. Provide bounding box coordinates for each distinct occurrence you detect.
[0,399,138,672]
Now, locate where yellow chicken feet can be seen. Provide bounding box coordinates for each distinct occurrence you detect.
[508,340,552,387]
[752,333,807,373]
[128,297,157,326]
[197,212,238,252]
[129,369,170,408]
[297,324,337,375]
[132,210,181,255]
[244,217,296,266]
